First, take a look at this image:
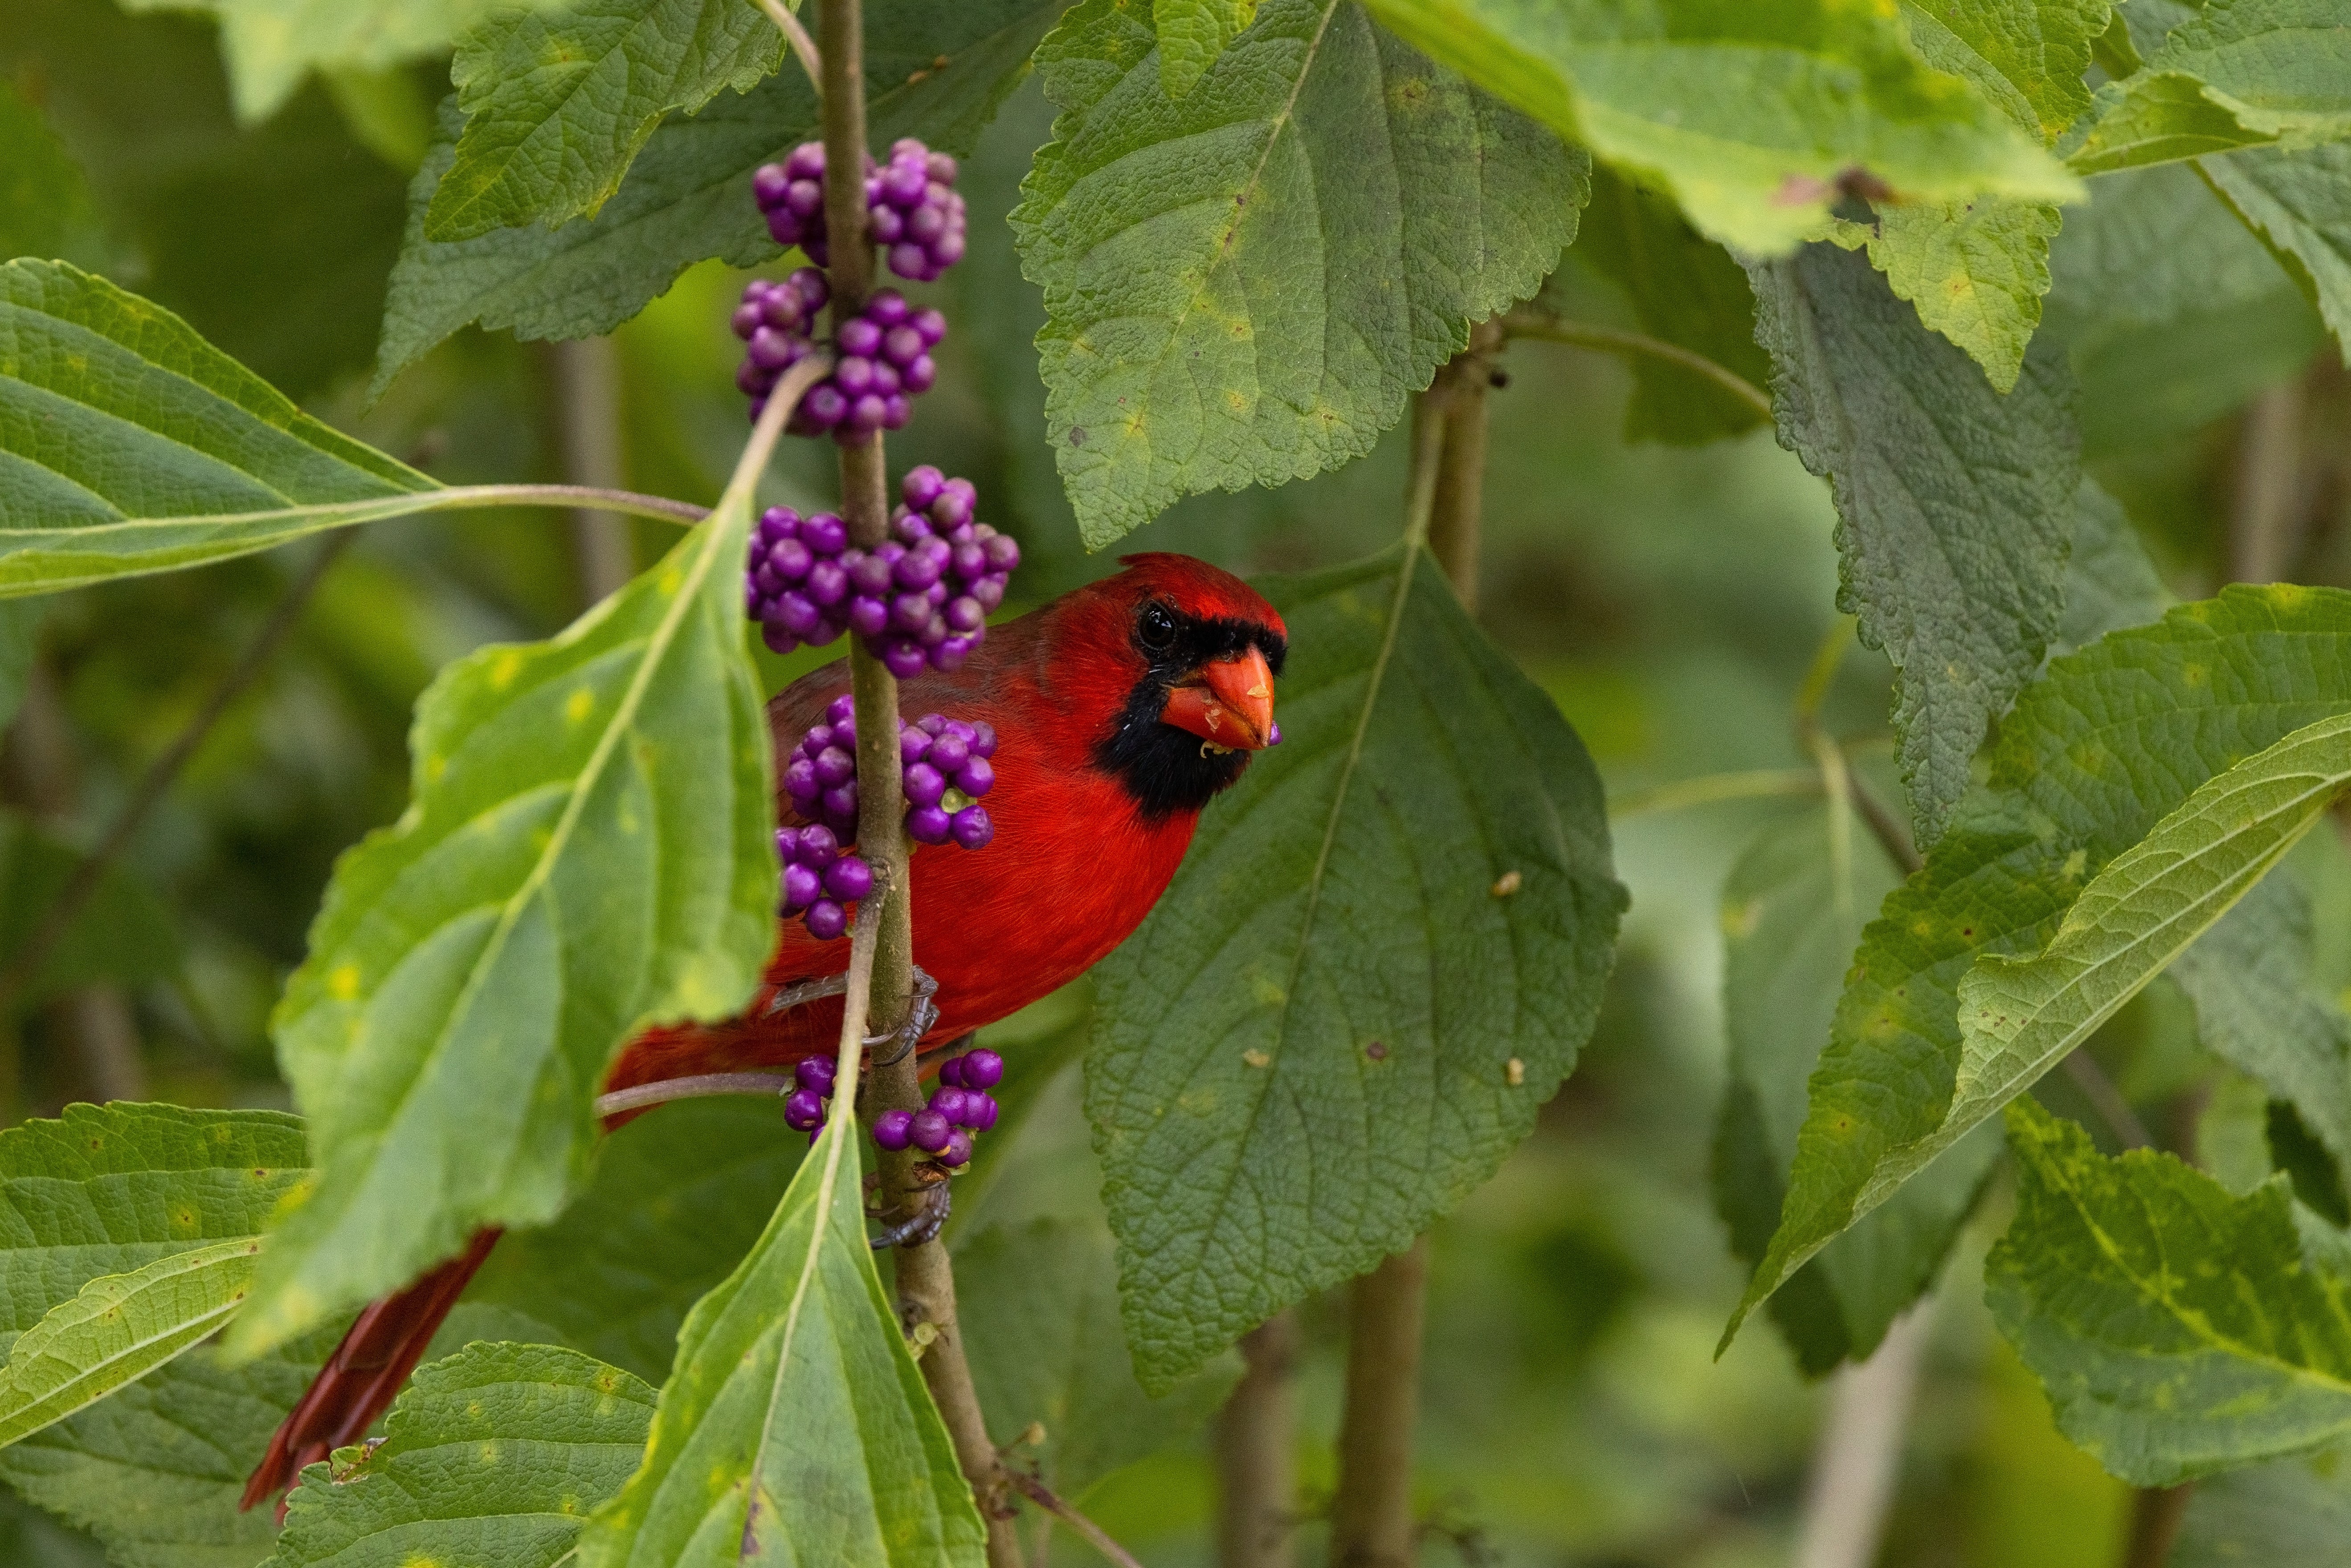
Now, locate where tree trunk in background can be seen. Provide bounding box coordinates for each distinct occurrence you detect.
[1329,1238,1430,1568]
[551,337,636,606]
[1794,1303,1935,1568]
[1216,1312,1300,1568]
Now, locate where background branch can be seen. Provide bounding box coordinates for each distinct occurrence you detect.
[1500,310,1773,421]
[547,338,637,605]
[1216,1311,1300,1568]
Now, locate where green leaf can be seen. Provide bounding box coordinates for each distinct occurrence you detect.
[2053,479,2171,656]
[0,813,184,1006]
[1954,711,2351,1148]
[1713,807,1999,1376]
[1730,584,2351,1348]
[1989,1097,2351,1484]
[2175,1449,2351,1567]
[2205,143,2351,365]
[1747,239,2079,846]
[373,0,1062,396]
[1358,0,2078,257]
[1154,0,1257,98]
[1089,546,1624,1389]
[2042,161,2323,455]
[2067,0,2351,173]
[115,0,559,124]
[0,1329,340,1568]
[1860,0,2109,389]
[2172,868,2351,1201]
[0,261,435,596]
[0,1104,306,1454]
[0,1241,262,1450]
[0,83,103,267]
[228,487,776,1359]
[1010,0,1584,548]
[955,1218,1239,1496]
[269,1341,656,1568]
[573,1120,987,1568]
[427,0,784,242]
[1571,166,1772,446]
[462,1097,806,1384]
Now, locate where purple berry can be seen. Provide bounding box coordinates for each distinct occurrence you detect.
[911,308,947,346]
[848,596,891,637]
[903,762,946,809]
[887,242,928,280]
[805,898,848,940]
[883,639,931,679]
[869,204,905,244]
[788,265,828,308]
[839,317,883,357]
[893,548,943,591]
[822,782,858,822]
[900,729,933,765]
[866,290,910,328]
[796,1056,836,1092]
[903,356,937,394]
[784,1088,826,1130]
[906,204,947,246]
[873,1108,914,1150]
[902,466,945,508]
[834,356,876,397]
[944,595,984,634]
[882,161,928,207]
[824,855,873,901]
[761,291,804,331]
[785,142,824,180]
[813,746,855,788]
[934,635,973,669]
[938,1055,966,1088]
[906,804,952,843]
[930,1086,971,1125]
[928,733,969,774]
[804,558,849,605]
[801,384,847,428]
[1269,721,1283,744]
[961,1049,1004,1090]
[782,862,822,911]
[971,576,1006,612]
[798,824,839,867]
[965,1093,999,1132]
[939,1129,973,1168]
[951,805,993,849]
[804,511,848,555]
[910,1110,951,1153]
[955,758,995,797]
[784,758,819,801]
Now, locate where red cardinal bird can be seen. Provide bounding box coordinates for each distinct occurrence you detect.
[244,552,1286,1509]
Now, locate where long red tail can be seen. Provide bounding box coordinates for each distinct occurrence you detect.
[240,1228,502,1515]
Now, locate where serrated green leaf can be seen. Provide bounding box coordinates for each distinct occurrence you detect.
[269,1341,655,1568]
[1865,0,2108,388]
[115,0,563,124]
[2068,0,2351,173]
[0,83,103,268]
[0,1240,262,1450]
[1359,0,2078,257]
[2175,1448,2351,1567]
[1572,166,1771,446]
[956,1217,1239,1495]
[2053,479,2171,656]
[0,812,184,1006]
[2042,160,2323,454]
[1954,712,2351,1150]
[229,482,775,1360]
[1747,239,2079,846]
[0,261,436,596]
[2205,142,2351,365]
[1989,1097,2351,1484]
[1153,0,1257,98]
[1713,808,1999,1376]
[373,0,1061,396]
[1731,584,2351,1348]
[2172,868,2351,1202]
[427,0,784,242]
[1011,0,1585,549]
[1089,547,1623,1389]
[463,1097,806,1384]
[0,1328,339,1568]
[574,1119,987,1568]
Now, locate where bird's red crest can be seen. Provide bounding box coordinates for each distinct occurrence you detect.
[1112,553,1287,639]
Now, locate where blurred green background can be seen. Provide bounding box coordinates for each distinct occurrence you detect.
[3,3,2345,1564]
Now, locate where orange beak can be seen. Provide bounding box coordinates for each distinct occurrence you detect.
[1160,645,1278,750]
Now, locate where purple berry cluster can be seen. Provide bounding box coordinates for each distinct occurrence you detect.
[754,138,968,283]
[729,268,944,441]
[873,1047,1003,1168]
[775,696,1000,940]
[783,1054,840,1135]
[743,475,1019,674]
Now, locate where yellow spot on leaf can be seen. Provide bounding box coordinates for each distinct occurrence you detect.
[490,651,522,689]
[1506,1058,1525,1087]
[329,964,361,1000]
[1242,1049,1270,1069]
[565,687,595,724]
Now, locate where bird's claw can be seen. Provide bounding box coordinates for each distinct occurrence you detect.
[863,965,940,1070]
[867,1161,952,1250]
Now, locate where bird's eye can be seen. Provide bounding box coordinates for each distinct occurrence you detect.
[1138,603,1177,653]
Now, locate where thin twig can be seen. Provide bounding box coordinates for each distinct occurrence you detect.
[1608,768,1823,820]
[1794,1302,1936,1568]
[2062,1054,2156,1152]
[0,531,356,1020]
[2122,1484,2193,1568]
[1499,311,1774,421]
[1006,1470,1148,1568]
[1217,1313,1300,1568]
[549,339,637,604]
[592,1072,795,1119]
[752,0,824,90]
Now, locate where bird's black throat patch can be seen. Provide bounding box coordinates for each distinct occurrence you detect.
[1094,603,1286,821]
